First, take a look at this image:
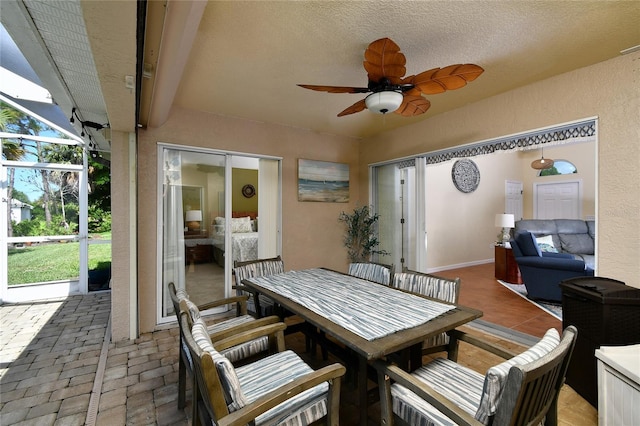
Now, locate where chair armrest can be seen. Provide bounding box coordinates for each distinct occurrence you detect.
[447,329,518,361]
[375,361,483,426]
[541,252,574,259]
[514,256,587,272]
[213,322,288,352]
[197,295,249,313]
[217,363,346,426]
[209,315,280,342]
[232,284,258,295]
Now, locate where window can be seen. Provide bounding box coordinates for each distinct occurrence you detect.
[539,159,577,176]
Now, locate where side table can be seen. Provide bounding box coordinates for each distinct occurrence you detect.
[494,245,522,284]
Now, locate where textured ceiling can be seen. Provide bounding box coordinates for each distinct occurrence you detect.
[3,1,639,151]
[145,1,640,139]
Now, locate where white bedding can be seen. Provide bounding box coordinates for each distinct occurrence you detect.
[210,232,259,263]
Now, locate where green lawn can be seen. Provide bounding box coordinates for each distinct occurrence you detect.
[7,234,111,285]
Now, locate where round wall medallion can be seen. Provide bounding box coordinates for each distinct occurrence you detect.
[241,184,256,198]
[451,159,480,193]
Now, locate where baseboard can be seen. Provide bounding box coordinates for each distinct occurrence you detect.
[427,258,493,274]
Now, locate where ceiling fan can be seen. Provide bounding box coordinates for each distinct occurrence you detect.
[298,37,484,117]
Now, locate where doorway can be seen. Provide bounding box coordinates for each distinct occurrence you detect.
[157,145,281,322]
[534,180,582,219]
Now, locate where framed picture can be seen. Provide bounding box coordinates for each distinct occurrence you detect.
[298,159,349,202]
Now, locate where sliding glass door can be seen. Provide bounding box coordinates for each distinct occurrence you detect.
[158,145,281,321]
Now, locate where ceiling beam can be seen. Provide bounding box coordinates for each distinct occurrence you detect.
[145,0,207,128]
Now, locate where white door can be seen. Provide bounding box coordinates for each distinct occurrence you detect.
[534,181,581,219]
[505,180,523,220]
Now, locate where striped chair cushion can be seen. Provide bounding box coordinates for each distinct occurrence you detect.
[234,258,284,316]
[392,327,561,425]
[348,262,392,285]
[392,272,458,303]
[392,357,484,426]
[192,318,247,411]
[182,294,269,363]
[393,272,460,349]
[235,350,329,426]
[474,327,560,423]
[208,315,270,363]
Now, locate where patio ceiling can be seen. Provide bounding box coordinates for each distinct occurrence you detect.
[1,1,639,152]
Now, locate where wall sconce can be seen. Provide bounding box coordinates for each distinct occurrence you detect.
[495,213,515,245]
[185,210,202,231]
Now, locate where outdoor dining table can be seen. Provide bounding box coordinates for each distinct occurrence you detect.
[242,267,483,426]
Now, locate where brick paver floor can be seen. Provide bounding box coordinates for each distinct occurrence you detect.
[0,293,189,426]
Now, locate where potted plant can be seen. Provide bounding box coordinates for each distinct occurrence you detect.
[338,205,388,262]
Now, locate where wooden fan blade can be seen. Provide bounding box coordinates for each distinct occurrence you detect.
[337,99,367,117]
[413,64,484,94]
[363,37,406,83]
[298,84,370,94]
[394,95,431,117]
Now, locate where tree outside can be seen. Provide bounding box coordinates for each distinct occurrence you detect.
[2,101,111,287]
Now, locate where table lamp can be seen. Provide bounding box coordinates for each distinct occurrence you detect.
[495,213,515,245]
[185,210,202,231]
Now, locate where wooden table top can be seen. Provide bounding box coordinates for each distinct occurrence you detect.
[242,268,483,360]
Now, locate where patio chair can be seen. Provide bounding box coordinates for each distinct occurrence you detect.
[375,326,577,426]
[233,255,285,318]
[347,261,395,285]
[181,311,346,426]
[391,270,461,355]
[168,282,279,409]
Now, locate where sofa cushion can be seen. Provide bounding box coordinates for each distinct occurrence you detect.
[559,233,594,254]
[515,232,542,257]
[587,220,596,238]
[555,219,589,234]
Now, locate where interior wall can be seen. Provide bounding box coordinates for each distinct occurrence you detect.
[136,108,359,332]
[520,141,596,219]
[232,168,258,213]
[359,52,639,287]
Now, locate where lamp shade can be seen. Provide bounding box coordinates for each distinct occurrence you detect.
[185,210,202,222]
[365,91,403,114]
[531,157,555,170]
[495,213,515,228]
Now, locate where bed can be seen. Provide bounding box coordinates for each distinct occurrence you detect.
[210,215,259,266]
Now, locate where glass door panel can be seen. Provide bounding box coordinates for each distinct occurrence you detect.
[160,148,226,318]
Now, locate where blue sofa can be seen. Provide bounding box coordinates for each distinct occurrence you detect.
[510,220,595,302]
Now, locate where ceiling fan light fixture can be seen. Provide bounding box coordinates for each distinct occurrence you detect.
[365,91,403,115]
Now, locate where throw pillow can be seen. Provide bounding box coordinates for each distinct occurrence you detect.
[535,235,559,253]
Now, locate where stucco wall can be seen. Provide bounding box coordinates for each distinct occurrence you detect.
[110,131,134,341]
[123,52,638,335]
[136,109,360,332]
[360,53,639,287]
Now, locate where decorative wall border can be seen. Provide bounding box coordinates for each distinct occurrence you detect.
[424,119,596,165]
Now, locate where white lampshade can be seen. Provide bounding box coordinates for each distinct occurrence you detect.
[185,210,202,222]
[365,91,403,114]
[495,213,515,228]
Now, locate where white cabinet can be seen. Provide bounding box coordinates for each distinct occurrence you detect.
[595,345,640,426]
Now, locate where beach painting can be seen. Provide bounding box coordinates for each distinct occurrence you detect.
[298,159,349,202]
